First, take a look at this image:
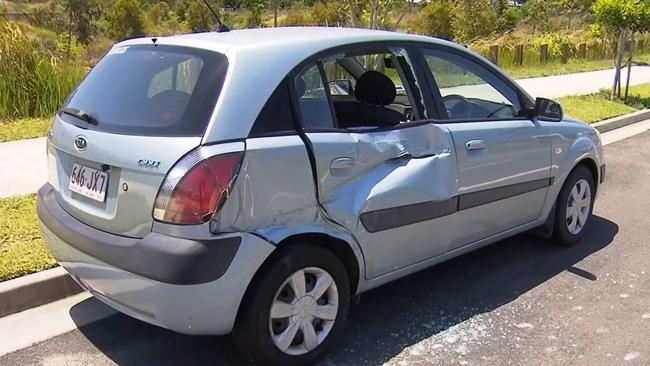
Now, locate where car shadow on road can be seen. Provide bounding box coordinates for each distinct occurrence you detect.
[70,215,618,366]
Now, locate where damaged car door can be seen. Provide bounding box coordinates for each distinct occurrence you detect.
[293,48,460,279]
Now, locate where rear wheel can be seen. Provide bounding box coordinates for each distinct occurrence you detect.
[553,166,595,246]
[233,245,351,365]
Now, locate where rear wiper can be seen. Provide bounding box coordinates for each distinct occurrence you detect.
[59,107,98,125]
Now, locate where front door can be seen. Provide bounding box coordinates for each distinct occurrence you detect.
[420,47,552,248]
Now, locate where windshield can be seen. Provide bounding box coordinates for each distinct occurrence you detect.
[62,44,228,137]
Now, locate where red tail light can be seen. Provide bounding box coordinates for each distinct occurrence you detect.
[153,151,243,225]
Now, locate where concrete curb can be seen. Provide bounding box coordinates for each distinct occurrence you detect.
[0,267,82,318]
[592,109,650,133]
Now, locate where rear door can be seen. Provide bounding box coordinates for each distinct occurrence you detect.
[292,47,459,279]
[419,47,552,247]
[47,44,228,238]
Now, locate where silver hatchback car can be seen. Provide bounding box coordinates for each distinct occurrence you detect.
[37,27,604,364]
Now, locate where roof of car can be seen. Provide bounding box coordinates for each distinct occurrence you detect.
[119,27,459,54]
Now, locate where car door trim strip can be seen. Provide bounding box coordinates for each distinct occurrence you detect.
[360,177,553,233]
[458,178,553,211]
[360,197,459,233]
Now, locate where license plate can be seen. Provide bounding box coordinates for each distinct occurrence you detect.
[69,163,109,202]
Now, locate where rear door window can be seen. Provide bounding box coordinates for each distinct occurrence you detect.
[294,64,336,130]
[61,45,228,137]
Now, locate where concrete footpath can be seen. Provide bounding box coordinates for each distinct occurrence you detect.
[2,66,650,198]
[518,65,650,98]
[0,137,47,198]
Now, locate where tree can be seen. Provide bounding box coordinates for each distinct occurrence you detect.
[245,0,266,27]
[109,0,147,40]
[186,1,216,32]
[149,1,171,24]
[495,0,508,17]
[559,0,595,28]
[343,0,416,30]
[495,6,522,34]
[58,0,102,60]
[594,0,650,99]
[522,0,560,33]
[404,0,453,39]
[452,0,496,42]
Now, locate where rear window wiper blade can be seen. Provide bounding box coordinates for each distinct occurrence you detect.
[59,107,99,125]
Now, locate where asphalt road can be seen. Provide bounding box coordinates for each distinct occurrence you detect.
[2,132,650,366]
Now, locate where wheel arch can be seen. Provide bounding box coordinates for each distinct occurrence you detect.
[273,233,361,295]
[574,157,599,193]
[234,230,364,328]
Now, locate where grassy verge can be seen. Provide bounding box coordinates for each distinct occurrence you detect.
[559,83,650,123]
[0,118,51,143]
[0,194,56,282]
[503,54,650,79]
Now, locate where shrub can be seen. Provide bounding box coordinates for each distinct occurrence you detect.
[280,8,311,26]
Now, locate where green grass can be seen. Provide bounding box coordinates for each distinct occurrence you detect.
[0,118,51,143]
[0,194,56,282]
[502,54,650,79]
[505,59,615,79]
[559,94,636,123]
[559,82,650,123]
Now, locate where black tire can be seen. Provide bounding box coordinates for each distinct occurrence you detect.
[553,166,596,246]
[232,245,351,365]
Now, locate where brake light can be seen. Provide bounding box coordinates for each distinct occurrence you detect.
[153,151,243,224]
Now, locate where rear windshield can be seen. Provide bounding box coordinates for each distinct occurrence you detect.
[61,44,228,137]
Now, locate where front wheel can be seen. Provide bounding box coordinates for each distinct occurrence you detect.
[233,245,351,365]
[553,166,595,246]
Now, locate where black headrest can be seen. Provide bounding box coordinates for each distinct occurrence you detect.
[354,70,396,106]
[295,77,306,98]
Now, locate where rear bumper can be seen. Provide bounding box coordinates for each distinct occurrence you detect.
[37,184,275,335]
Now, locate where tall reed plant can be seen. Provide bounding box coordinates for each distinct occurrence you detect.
[0,21,85,120]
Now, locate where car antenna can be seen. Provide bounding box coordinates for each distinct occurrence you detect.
[201,0,230,33]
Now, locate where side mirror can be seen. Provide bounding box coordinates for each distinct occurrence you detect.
[328,79,354,96]
[534,97,563,122]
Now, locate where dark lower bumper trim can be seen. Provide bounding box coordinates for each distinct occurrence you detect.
[37,184,240,285]
[600,164,606,184]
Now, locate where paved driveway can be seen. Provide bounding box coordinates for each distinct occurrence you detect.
[1,131,649,365]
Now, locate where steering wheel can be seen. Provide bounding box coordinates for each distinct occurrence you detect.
[442,94,473,119]
[486,104,514,118]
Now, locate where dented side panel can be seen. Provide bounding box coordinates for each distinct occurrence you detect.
[306,124,459,279]
[215,135,319,234]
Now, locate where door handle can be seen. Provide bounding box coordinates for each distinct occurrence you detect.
[330,157,356,170]
[465,140,486,151]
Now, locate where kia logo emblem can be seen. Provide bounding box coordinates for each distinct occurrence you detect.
[74,136,87,151]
